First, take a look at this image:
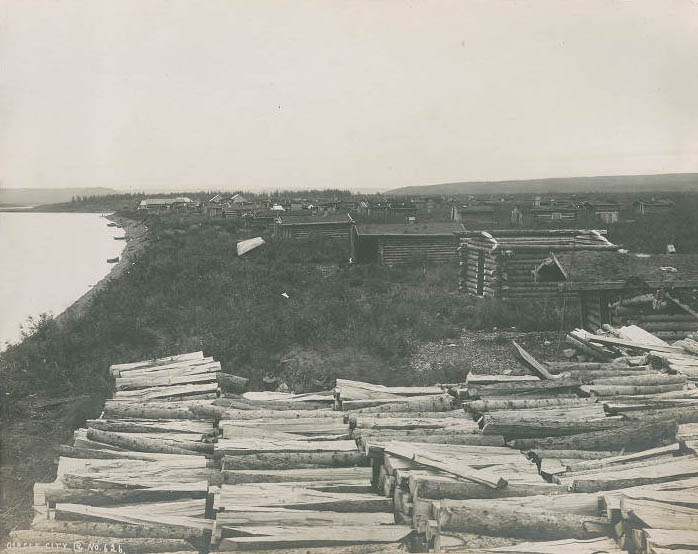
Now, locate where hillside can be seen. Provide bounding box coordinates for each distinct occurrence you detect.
[0,187,118,207]
[387,173,698,196]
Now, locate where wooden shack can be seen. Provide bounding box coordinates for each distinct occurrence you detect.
[633,198,675,215]
[459,229,618,298]
[581,201,622,224]
[535,251,698,339]
[274,214,354,240]
[529,200,579,222]
[450,205,496,225]
[351,222,465,265]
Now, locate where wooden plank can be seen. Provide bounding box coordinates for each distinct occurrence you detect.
[383,443,507,489]
[217,526,413,551]
[512,341,561,380]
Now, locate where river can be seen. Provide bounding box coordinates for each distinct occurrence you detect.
[0,212,125,348]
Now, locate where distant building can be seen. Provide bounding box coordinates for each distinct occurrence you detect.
[450,205,495,225]
[530,199,579,222]
[351,222,465,265]
[138,197,194,211]
[510,206,523,225]
[459,229,617,298]
[274,213,354,240]
[581,201,622,224]
[633,198,675,216]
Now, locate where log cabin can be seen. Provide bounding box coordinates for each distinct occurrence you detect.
[580,201,622,224]
[450,205,496,225]
[535,251,698,339]
[351,222,465,265]
[459,229,618,299]
[274,213,354,240]
[633,198,675,216]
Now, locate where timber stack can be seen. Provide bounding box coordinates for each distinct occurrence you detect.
[8,343,698,553]
[361,337,698,552]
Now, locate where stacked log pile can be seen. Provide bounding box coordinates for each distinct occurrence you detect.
[17,352,226,554]
[360,338,698,552]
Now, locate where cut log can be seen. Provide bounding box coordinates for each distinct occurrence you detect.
[462,378,582,399]
[621,497,698,530]
[563,455,698,492]
[464,397,595,413]
[221,467,371,484]
[86,429,212,455]
[508,419,678,452]
[45,482,208,505]
[85,419,213,435]
[481,415,626,439]
[218,373,249,394]
[437,503,609,540]
[582,383,686,396]
[102,401,198,420]
[341,395,453,412]
[642,528,698,552]
[222,451,367,470]
[409,473,566,500]
[215,508,394,529]
[216,439,358,456]
[31,519,205,540]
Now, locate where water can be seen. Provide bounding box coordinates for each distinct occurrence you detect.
[0,212,125,348]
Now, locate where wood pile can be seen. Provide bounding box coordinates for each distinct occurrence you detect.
[9,344,698,553]
[362,337,698,552]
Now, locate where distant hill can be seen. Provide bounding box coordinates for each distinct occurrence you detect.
[0,187,118,207]
[387,173,698,196]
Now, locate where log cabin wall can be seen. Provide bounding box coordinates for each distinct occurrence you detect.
[276,222,352,240]
[378,235,458,266]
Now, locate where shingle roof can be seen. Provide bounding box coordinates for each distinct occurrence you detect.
[554,251,698,288]
[356,222,465,236]
[278,214,353,225]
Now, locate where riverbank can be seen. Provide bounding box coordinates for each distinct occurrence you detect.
[55,214,148,325]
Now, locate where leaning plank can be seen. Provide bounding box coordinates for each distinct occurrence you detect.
[115,371,218,391]
[7,531,194,553]
[566,443,684,472]
[480,415,626,439]
[384,443,507,489]
[437,503,609,540]
[512,341,560,380]
[573,331,684,353]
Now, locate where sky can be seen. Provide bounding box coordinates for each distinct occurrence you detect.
[1,0,697,192]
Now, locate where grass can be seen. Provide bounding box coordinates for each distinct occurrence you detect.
[1,210,573,400]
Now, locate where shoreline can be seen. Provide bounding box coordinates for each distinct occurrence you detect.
[54,213,148,325]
